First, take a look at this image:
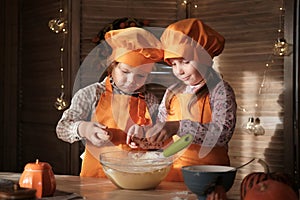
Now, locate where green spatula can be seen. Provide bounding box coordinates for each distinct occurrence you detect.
[162,133,194,157]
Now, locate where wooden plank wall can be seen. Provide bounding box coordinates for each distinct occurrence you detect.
[80,0,179,59]
[0,0,20,171]
[190,0,286,198]
[75,0,180,92]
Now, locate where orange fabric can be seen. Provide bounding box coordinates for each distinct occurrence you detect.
[160,18,225,66]
[80,78,152,177]
[164,93,229,182]
[105,27,163,67]
[167,94,211,123]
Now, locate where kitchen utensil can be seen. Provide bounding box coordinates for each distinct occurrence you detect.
[99,134,193,190]
[100,150,172,189]
[162,133,193,157]
[234,158,255,170]
[181,158,256,199]
[182,165,237,200]
[135,133,194,160]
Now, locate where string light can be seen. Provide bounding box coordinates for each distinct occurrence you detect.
[273,0,289,56]
[239,56,278,135]
[48,7,68,34]
[182,0,199,18]
[49,0,69,110]
[240,0,289,135]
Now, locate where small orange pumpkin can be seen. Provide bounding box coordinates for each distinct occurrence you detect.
[19,159,56,198]
[240,159,298,200]
[244,179,298,200]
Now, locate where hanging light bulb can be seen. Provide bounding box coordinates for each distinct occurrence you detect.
[253,117,265,136]
[272,2,291,56]
[182,0,199,18]
[242,117,256,134]
[273,38,289,56]
[54,92,68,110]
[242,117,265,135]
[48,18,67,34]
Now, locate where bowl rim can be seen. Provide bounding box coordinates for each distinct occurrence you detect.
[100,150,173,169]
[181,165,237,172]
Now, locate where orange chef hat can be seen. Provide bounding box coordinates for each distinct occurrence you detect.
[160,18,225,66]
[105,27,163,67]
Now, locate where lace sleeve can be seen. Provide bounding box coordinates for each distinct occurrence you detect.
[145,91,160,123]
[156,88,174,122]
[178,81,237,148]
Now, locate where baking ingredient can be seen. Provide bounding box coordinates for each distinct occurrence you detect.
[100,151,172,189]
[102,164,171,190]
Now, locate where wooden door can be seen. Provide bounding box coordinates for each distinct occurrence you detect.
[16,0,80,175]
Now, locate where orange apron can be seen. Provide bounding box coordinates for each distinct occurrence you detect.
[164,93,230,182]
[80,78,152,177]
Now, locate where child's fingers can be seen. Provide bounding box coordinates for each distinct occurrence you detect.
[128,142,139,148]
[89,132,109,146]
[94,122,107,129]
[96,132,110,140]
[126,125,137,145]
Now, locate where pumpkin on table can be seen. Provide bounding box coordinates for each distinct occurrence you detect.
[240,159,299,200]
[19,159,56,198]
[244,179,298,200]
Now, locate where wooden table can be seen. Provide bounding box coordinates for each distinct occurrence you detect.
[0,172,198,200]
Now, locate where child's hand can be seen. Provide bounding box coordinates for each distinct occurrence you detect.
[126,124,164,149]
[206,185,227,200]
[78,121,111,146]
[146,121,179,143]
[126,124,146,148]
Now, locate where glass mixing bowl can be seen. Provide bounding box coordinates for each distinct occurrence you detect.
[100,150,173,190]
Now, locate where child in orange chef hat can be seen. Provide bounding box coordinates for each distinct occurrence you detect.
[56,27,163,178]
[145,18,237,196]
